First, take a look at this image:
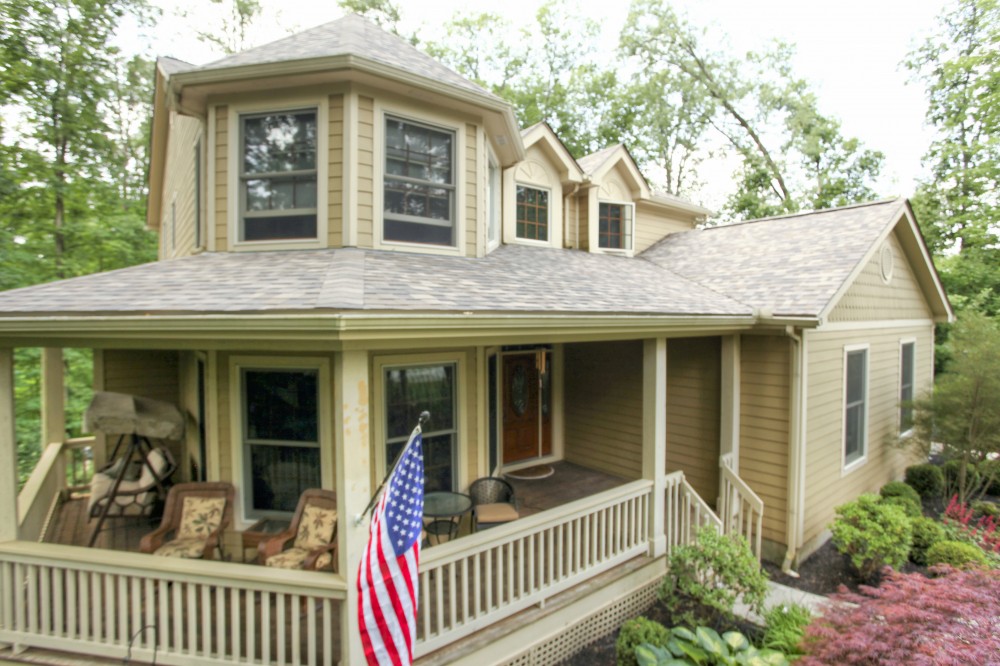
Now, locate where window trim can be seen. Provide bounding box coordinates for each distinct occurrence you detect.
[842,344,870,474]
[228,355,332,528]
[513,184,553,245]
[899,338,916,436]
[227,98,328,252]
[193,137,203,250]
[597,200,635,252]
[374,104,466,256]
[486,149,501,252]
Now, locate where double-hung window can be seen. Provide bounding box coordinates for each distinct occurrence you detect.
[383,116,455,246]
[844,346,869,468]
[516,186,549,241]
[899,341,915,433]
[240,110,318,242]
[598,202,633,250]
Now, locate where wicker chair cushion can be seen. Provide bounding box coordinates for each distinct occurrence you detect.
[295,506,337,550]
[265,547,333,571]
[177,497,226,539]
[475,503,519,523]
[153,538,207,558]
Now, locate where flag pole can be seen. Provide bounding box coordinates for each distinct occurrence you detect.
[354,410,429,526]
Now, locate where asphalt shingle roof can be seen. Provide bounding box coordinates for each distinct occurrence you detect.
[193,14,493,98]
[641,198,905,318]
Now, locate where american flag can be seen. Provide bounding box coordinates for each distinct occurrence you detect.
[358,424,424,666]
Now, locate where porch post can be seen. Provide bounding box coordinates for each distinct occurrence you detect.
[642,338,667,557]
[0,348,19,542]
[334,349,372,666]
[40,348,66,450]
[719,335,741,472]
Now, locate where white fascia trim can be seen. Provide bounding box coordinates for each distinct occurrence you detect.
[816,318,936,332]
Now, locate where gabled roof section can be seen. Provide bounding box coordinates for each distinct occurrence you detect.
[642,198,952,322]
[578,144,650,199]
[521,123,584,183]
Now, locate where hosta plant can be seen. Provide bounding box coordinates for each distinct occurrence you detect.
[635,626,789,666]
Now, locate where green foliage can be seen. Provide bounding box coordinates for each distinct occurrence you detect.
[905,463,945,499]
[910,516,947,566]
[617,616,671,666]
[944,461,982,502]
[926,540,990,569]
[659,527,769,628]
[830,494,912,581]
[762,603,811,656]
[972,501,1000,520]
[635,626,790,666]
[879,482,923,518]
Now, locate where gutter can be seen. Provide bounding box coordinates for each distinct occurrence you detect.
[782,324,806,576]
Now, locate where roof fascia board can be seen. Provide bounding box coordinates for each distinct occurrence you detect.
[898,201,954,322]
[522,124,583,182]
[588,146,650,199]
[638,196,713,218]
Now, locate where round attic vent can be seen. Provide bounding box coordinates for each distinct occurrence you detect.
[879,243,894,284]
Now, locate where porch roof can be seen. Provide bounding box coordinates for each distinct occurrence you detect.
[0,244,752,319]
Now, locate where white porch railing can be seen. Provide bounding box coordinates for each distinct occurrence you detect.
[0,542,346,665]
[719,462,764,561]
[17,436,100,543]
[663,471,723,553]
[415,479,653,656]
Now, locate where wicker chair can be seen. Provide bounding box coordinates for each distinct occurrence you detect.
[258,489,338,571]
[139,482,234,560]
[468,477,519,531]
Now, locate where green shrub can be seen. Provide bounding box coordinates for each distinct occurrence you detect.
[972,500,1000,520]
[905,464,944,499]
[980,460,1000,495]
[943,460,980,498]
[926,540,989,569]
[830,494,912,581]
[617,616,671,666]
[658,527,769,628]
[881,481,922,508]
[636,626,790,666]
[762,603,811,656]
[881,495,922,519]
[910,516,947,566]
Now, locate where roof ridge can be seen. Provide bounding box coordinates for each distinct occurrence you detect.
[704,197,902,230]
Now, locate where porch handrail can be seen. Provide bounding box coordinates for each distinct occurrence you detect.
[416,479,653,656]
[663,471,722,553]
[0,540,347,665]
[17,441,65,541]
[719,464,764,561]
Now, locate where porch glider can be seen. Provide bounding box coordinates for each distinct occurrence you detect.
[84,391,185,441]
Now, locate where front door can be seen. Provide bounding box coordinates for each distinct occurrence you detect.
[502,352,552,464]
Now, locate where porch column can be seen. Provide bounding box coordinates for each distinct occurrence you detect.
[719,335,741,473]
[334,349,372,666]
[642,338,667,557]
[40,348,66,449]
[0,348,19,542]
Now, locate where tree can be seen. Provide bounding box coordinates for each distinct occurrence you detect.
[906,0,1000,318]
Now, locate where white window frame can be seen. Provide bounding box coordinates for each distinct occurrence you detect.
[842,344,870,474]
[193,136,204,250]
[596,200,635,253]
[899,338,916,436]
[228,356,332,528]
[513,184,553,245]
[227,98,329,252]
[486,150,501,252]
[374,104,465,256]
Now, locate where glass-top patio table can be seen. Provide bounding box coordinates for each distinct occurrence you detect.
[423,491,472,545]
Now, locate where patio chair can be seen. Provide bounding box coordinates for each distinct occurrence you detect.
[468,477,519,531]
[87,445,176,519]
[139,482,234,560]
[259,488,338,571]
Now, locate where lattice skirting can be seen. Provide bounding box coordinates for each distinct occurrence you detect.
[500,578,660,666]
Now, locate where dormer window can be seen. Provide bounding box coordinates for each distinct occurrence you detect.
[598,202,634,251]
[240,110,318,242]
[383,116,455,246]
[516,186,549,242]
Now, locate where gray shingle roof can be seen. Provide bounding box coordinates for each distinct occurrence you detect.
[641,198,906,318]
[195,14,492,98]
[0,245,750,318]
[577,145,620,175]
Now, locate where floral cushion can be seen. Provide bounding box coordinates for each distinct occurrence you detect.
[153,537,207,558]
[294,505,337,550]
[177,496,226,539]
[266,547,333,571]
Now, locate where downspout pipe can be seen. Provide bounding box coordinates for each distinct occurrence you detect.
[782,324,804,577]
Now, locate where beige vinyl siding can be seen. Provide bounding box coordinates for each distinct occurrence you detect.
[739,335,790,544]
[328,94,344,247]
[214,105,229,251]
[563,341,643,479]
[633,204,696,253]
[356,96,375,247]
[465,123,477,256]
[564,195,579,249]
[160,114,202,259]
[828,231,933,322]
[666,337,721,503]
[577,194,590,249]
[802,324,933,546]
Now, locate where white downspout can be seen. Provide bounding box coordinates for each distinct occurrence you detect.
[783,325,805,576]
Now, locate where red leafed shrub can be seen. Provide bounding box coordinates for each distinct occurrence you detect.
[944,495,1000,554]
[799,567,1000,665]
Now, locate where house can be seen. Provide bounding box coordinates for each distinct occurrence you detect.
[0,14,951,666]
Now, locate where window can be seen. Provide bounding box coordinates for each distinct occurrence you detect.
[241,368,320,516]
[194,139,202,248]
[900,341,915,432]
[844,347,868,468]
[383,116,455,246]
[240,110,318,242]
[516,186,548,241]
[487,156,501,248]
[599,202,633,250]
[384,363,457,492]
